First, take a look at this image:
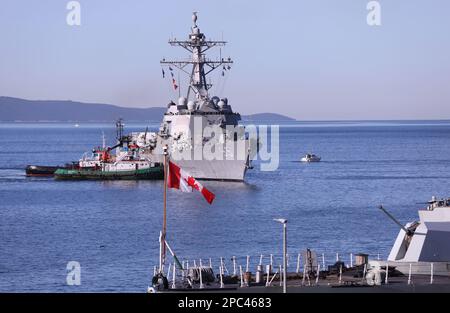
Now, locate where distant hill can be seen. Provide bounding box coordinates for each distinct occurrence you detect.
[0,96,295,122]
[241,113,296,122]
[0,97,166,122]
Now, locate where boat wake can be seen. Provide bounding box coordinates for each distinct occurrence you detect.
[0,166,27,170]
[0,169,26,180]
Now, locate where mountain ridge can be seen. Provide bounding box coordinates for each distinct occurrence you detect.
[0,96,296,122]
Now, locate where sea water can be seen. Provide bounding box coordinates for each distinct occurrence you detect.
[0,120,449,291]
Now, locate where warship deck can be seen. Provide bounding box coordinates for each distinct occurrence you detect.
[164,274,450,293]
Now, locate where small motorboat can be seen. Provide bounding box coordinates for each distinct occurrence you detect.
[300,153,321,163]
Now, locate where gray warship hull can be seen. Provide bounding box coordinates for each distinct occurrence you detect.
[173,159,248,181]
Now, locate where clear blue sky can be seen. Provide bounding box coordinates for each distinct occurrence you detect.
[1,0,449,120]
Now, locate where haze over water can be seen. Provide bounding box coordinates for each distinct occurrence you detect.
[1,120,449,291]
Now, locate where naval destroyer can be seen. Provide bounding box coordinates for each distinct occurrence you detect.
[140,13,256,181]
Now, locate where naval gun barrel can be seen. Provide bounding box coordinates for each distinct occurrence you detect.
[378,205,414,236]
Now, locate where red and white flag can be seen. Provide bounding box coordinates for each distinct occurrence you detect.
[167,161,215,204]
[172,78,178,90]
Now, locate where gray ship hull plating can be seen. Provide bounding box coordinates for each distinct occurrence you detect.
[175,159,248,181]
[144,145,251,181]
[379,197,450,276]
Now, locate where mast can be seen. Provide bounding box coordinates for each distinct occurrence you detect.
[102,131,106,149]
[115,118,124,141]
[160,145,169,273]
[160,12,233,101]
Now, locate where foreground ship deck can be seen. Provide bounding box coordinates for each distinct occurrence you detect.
[150,196,450,294]
[182,278,450,293]
[151,270,450,293]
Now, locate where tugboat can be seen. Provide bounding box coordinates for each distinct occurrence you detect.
[54,120,164,180]
[26,120,164,180]
[54,143,163,180]
[300,153,321,163]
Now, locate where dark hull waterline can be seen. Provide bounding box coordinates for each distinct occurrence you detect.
[25,165,66,177]
[54,167,164,180]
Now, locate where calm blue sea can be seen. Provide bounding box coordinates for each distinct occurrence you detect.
[1,121,450,292]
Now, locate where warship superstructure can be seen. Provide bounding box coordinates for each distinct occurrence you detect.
[141,13,255,181]
[377,197,450,275]
[387,197,450,263]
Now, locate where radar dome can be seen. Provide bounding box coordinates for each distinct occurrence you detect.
[217,100,226,109]
[187,101,195,111]
[178,97,187,107]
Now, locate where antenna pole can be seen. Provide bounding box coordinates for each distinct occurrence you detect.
[116,118,124,142]
[161,145,169,273]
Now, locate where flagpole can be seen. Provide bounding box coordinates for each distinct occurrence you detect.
[161,145,168,273]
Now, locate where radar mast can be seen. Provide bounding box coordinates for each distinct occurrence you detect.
[160,12,233,101]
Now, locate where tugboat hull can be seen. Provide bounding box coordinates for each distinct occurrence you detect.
[54,166,164,180]
[26,165,65,177]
